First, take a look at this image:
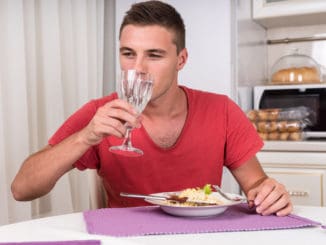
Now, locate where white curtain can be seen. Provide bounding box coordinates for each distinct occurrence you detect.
[0,0,106,225]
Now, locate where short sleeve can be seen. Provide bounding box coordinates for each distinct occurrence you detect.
[224,98,264,170]
[48,100,100,170]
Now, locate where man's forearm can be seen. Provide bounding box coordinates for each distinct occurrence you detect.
[11,131,91,201]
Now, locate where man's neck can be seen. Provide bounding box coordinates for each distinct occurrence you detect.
[141,85,188,148]
[143,86,187,120]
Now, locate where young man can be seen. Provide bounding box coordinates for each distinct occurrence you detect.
[11,1,292,216]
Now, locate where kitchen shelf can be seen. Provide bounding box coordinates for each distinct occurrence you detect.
[253,0,326,28]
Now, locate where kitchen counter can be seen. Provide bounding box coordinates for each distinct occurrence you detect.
[258,140,326,166]
[262,140,326,152]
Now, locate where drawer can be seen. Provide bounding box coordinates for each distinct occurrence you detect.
[263,168,325,206]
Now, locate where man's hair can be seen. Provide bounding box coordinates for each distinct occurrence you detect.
[119,0,185,53]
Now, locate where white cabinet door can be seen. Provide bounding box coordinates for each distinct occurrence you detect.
[253,0,326,28]
[264,168,325,206]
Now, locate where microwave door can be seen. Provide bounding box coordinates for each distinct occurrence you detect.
[259,92,319,126]
[259,90,326,139]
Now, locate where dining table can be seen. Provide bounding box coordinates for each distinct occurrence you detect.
[0,205,325,245]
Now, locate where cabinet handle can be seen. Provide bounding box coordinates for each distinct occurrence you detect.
[288,190,309,197]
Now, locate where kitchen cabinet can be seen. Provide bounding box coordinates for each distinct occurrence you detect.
[263,167,325,206]
[253,0,326,28]
[257,141,326,206]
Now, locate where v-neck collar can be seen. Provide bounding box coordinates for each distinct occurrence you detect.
[140,86,191,152]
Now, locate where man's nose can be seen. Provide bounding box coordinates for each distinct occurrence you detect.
[134,56,147,73]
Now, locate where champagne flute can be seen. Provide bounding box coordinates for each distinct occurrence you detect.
[109,70,154,157]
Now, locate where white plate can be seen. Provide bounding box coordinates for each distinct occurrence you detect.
[145,192,245,217]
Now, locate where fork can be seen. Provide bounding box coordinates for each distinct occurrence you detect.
[212,185,247,202]
[120,192,217,206]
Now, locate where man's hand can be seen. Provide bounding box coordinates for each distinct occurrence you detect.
[78,99,141,146]
[247,177,293,216]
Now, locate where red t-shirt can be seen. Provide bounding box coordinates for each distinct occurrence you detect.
[49,86,263,207]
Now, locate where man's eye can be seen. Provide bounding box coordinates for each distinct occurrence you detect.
[149,54,162,58]
[122,52,134,57]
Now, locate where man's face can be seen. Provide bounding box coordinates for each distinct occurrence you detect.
[119,24,187,101]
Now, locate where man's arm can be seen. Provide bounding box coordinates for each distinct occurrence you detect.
[231,156,292,216]
[11,99,140,201]
[11,132,90,201]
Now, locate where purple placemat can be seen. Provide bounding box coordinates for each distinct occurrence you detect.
[83,204,321,237]
[0,241,100,245]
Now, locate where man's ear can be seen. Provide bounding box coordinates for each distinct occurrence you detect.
[176,48,188,71]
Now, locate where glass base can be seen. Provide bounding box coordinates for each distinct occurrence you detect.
[109,145,144,157]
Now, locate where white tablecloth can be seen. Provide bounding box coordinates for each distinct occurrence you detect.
[0,206,325,245]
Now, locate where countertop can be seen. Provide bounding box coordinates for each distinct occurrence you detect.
[262,140,326,152]
[258,140,326,166]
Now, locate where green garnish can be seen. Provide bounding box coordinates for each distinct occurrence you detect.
[203,184,212,195]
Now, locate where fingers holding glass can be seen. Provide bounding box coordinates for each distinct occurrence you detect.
[109,70,154,157]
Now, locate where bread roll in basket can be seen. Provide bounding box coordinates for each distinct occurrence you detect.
[270,51,322,84]
[271,66,320,84]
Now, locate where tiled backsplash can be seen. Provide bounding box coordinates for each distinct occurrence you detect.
[267,24,326,82]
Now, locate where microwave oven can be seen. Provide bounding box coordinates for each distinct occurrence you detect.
[253,84,326,139]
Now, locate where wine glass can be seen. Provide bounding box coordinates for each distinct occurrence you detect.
[109,69,154,157]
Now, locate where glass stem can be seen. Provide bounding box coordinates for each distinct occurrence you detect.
[121,126,133,148]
